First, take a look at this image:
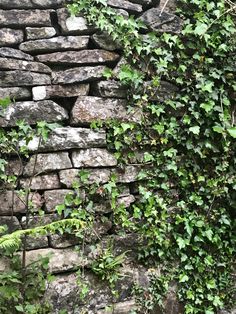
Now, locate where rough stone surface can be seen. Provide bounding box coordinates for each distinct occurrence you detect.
[97,300,136,314]
[44,189,72,213]
[24,236,49,250]
[0,9,52,27]
[24,152,72,176]
[148,80,179,101]
[0,87,31,100]
[20,36,89,53]
[0,100,68,127]
[158,0,177,12]
[57,8,94,35]
[140,8,182,33]
[26,27,57,40]
[92,32,122,51]
[5,159,23,176]
[24,248,88,273]
[0,216,21,233]
[92,80,127,98]
[0,0,65,9]
[71,96,141,125]
[108,0,142,13]
[23,127,106,152]
[53,66,106,84]
[72,149,117,168]
[36,49,120,65]
[20,174,60,190]
[95,194,135,214]
[0,47,33,61]
[0,57,51,74]
[0,28,24,46]
[59,169,111,188]
[114,166,141,183]
[32,84,89,100]
[0,191,43,215]
[0,70,51,87]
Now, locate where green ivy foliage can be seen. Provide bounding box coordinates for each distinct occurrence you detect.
[69,0,236,313]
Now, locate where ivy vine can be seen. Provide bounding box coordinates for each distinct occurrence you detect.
[68,0,236,313]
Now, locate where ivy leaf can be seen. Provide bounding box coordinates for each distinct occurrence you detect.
[194,23,208,36]
[179,274,189,282]
[227,127,236,138]
[189,126,200,135]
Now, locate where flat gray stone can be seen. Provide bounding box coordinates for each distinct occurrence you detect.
[20,174,60,190]
[0,28,24,46]
[0,70,51,87]
[0,216,21,233]
[22,248,87,273]
[22,127,106,152]
[140,8,182,33]
[0,57,51,74]
[114,165,140,183]
[158,0,177,12]
[0,47,33,61]
[92,32,121,51]
[24,152,72,176]
[57,8,94,35]
[44,189,72,213]
[0,0,65,9]
[0,87,31,100]
[59,169,111,188]
[92,80,127,98]
[53,66,106,84]
[0,100,68,127]
[5,159,23,176]
[36,49,120,65]
[108,0,142,13]
[20,36,89,53]
[71,96,141,125]
[0,190,43,215]
[0,9,51,27]
[148,80,179,101]
[26,27,57,40]
[32,84,89,100]
[71,148,117,167]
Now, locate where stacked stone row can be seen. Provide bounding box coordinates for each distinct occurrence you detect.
[0,0,185,313]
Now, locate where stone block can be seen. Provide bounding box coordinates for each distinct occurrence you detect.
[0,28,24,46]
[0,47,33,61]
[71,149,117,168]
[26,27,57,40]
[97,300,136,314]
[24,235,49,250]
[23,248,88,273]
[36,49,120,65]
[0,216,21,233]
[23,152,72,177]
[108,0,142,13]
[20,36,89,53]
[0,57,51,74]
[70,96,141,125]
[140,8,182,33]
[0,191,43,215]
[92,32,122,51]
[0,9,52,27]
[0,0,65,9]
[57,8,94,35]
[0,87,31,101]
[0,100,68,127]
[52,66,106,84]
[20,174,60,190]
[114,165,141,183]
[22,127,106,152]
[59,169,111,188]
[21,213,59,228]
[32,84,89,100]
[92,80,127,98]
[0,70,51,87]
[44,189,73,213]
[5,159,23,176]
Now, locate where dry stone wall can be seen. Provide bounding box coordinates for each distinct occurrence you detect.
[0,0,187,313]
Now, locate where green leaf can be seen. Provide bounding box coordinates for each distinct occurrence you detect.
[189,126,200,135]
[227,127,236,138]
